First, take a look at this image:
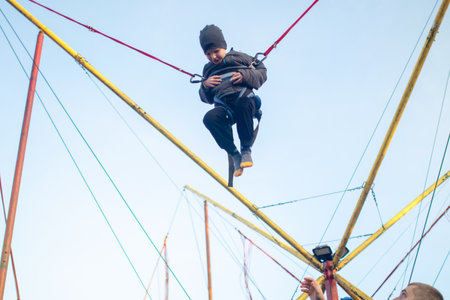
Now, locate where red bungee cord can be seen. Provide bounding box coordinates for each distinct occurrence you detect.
[238,230,302,283]
[27,0,201,80]
[263,0,319,57]
[371,205,450,297]
[28,0,319,80]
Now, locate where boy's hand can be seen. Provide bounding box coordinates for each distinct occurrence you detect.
[230,72,243,84]
[203,75,222,88]
[300,277,326,300]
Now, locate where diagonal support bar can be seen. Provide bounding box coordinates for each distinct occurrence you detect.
[333,0,450,265]
[185,186,321,270]
[6,0,319,271]
[0,30,44,297]
[335,273,372,300]
[337,170,449,270]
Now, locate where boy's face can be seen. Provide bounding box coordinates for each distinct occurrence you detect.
[205,47,226,64]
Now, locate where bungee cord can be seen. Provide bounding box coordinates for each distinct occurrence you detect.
[27,0,319,82]
[27,0,199,79]
[238,230,302,283]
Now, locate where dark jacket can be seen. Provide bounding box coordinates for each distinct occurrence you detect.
[199,50,267,104]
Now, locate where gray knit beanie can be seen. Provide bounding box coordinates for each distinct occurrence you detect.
[199,25,227,53]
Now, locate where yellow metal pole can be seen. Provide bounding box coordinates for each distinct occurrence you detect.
[335,273,372,300]
[337,170,450,271]
[184,186,321,270]
[296,275,325,300]
[6,0,318,271]
[333,0,450,265]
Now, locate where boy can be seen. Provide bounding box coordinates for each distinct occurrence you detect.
[199,24,267,177]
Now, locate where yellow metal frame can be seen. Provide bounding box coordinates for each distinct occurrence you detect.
[337,170,450,271]
[5,0,450,298]
[333,0,450,264]
[335,274,372,300]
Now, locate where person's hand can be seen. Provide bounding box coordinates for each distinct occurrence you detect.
[300,277,326,300]
[230,72,243,84]
[203,75,222,88]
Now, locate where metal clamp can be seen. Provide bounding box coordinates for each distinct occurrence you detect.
[190,73,204,84]
[251,52,267,67]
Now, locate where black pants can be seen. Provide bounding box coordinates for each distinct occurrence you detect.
[203,96,255,154]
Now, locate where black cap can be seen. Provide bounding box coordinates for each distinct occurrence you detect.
[199,25,227,53]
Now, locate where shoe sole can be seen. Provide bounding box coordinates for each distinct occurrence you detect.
[234,168,243,177]
[240,161,253,168]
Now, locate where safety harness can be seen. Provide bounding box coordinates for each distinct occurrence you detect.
[211,72,263,187]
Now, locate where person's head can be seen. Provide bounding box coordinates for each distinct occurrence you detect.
[199,25,227,64]
[393,282,443,300]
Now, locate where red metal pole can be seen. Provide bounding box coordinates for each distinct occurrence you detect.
[164,245,169,300]
[204,200,213,300]
[0,31,44,298]
[323,261,339,300]
[0,177,20,299]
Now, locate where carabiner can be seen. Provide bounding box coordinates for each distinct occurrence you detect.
[190,73,204,84]
[251,52,267,67]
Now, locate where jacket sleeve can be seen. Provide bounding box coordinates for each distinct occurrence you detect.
[199,64,214,104]
[239,55,267,90]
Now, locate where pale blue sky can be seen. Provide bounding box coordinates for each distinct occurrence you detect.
[1,0,449,299]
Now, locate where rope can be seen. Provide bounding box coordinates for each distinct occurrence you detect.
[371,205,450,297]
[241,236,254,300]
[0,174,21,299]
[259,183,364,209]
[433,250,449,285]
[263,0,319,57]
[27,0,197,78]
[143,236,168,300]
[302,233,373,247]
[185,192,266,298]
[408,133,450,283]
[81,68,182,193]
[237,230,302,283]
[357,226,410,286]
[370,187,385,229]
[0,10,191,298]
